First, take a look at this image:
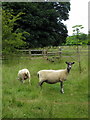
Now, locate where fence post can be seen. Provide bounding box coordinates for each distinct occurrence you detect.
[29,49,31,59]
[58,47,62,59]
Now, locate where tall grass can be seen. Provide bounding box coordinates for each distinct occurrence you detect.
[2,47,88,118]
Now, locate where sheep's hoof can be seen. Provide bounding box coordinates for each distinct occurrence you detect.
[29,82,31,85]
[22,80,25,83]
[60,90,64,94]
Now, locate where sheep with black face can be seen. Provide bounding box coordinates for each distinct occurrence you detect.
[37,62,75,93]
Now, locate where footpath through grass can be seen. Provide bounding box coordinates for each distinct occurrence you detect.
[2,51,88,118]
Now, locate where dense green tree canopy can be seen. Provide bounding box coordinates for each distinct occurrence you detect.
[2,2,70,48]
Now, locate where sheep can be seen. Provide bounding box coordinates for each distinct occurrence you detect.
[18,68,31,84]
[37,62,75,93]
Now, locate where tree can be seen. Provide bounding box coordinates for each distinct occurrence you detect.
[88,30,90,45]
[72,25,83,73]
[2,2,70,48]
[66,33,88,45]
[2,9,29,54]
[66,25,86,73]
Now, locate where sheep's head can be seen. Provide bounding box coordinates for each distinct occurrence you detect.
[65,62,75,72]
[24,73,28,80]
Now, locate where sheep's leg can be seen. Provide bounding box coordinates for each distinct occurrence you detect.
[21,76,25,83]
[39,81,44,87]
[22,79,25,83]
[28,79,31,85]
[60,82,64,93]
[21,80,24,83]
[28,73,31,84]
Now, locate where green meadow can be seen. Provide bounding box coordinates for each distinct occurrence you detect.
[2,46,88,118]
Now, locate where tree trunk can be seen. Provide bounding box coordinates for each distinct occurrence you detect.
[77,45,81,73]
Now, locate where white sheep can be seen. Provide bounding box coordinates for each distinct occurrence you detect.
[18,68,31,84]
[37,62,75,93]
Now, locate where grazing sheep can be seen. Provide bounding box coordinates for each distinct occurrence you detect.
[37,62,75,93]
[18,68,31,84]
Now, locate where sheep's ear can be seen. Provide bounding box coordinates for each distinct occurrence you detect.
[72,62,75,64]
[65,62,68,64]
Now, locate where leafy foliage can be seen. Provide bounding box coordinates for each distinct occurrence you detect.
[2,10,29,54]
[2,2,70,48]
[66,34,88,45]
[66,25,88,45]
[88,30,90,44]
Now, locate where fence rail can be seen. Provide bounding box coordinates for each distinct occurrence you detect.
[18,49,62,57]
[2,46,88,60]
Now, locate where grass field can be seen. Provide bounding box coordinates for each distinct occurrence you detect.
[2,46,88,118]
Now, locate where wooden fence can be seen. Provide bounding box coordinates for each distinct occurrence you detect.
[18,49,62,57]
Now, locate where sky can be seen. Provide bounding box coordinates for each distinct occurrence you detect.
[63,0,89,36]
